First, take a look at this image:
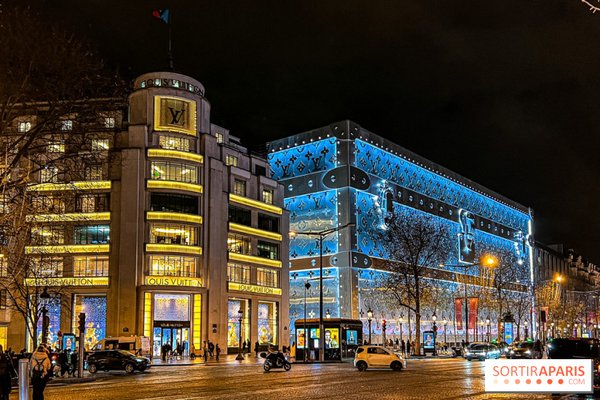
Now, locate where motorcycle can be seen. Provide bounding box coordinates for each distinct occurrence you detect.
[263,351,291,372]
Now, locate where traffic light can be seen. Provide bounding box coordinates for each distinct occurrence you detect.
[382,319,386,331]
[78,312,86,333]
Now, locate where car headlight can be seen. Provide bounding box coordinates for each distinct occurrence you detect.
[525,350,531,355]
[510,350,515,354]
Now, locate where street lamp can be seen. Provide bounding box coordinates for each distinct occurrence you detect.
[443,318,448,347]
[524,321,529,340]
[574,323,578,338]
[303,281,311,363]
[441,254,498,344]
[235,309,245,360]
[40,287,51,345]
[326,309,331,319]
[432,313,437,356]
[398,314,404,352]
[289,222,355,362]
[367,308,373,345]
[486,317,491,343]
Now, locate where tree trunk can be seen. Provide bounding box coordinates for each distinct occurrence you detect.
[415,312,422,356]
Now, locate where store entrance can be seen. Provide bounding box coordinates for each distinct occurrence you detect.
[153,322,190,357]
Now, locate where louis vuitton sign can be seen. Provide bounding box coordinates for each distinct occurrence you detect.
[154,96,197,136]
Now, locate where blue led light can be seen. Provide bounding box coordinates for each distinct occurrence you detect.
[268,138,337,180]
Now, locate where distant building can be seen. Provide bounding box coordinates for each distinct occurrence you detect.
[1,72,289,354]
[267,120,534,344]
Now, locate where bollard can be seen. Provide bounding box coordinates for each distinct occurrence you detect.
[18,358,29,400]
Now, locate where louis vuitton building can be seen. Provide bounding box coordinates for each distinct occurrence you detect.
[5,72,289,355]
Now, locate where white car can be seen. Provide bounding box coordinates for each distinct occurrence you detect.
[354,345,406,371]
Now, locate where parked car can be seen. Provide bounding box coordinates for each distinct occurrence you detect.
[547,338,600,391]
[354,345,406,371]
[87,350,151,374]
[465,344,501,361]
[509,341,542,359]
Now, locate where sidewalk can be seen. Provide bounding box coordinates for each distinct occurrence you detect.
[152,353,264,367]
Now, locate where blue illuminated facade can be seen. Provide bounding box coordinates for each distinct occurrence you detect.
[267,121,534,341]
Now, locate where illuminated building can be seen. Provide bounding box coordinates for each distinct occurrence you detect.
[267,120,534,343]
[2,72,288,354]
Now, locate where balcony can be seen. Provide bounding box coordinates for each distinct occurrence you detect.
[147,148,204,164]
[145,243,203,256]
[24,244,110,254]
[229,194,282,215]
[24,276,110,287]
[27,181,111,192]
[146,211,202,224]
[229,222,282,241]
[26,212,111,223]
[147,180,203,194]
[228,252,282,268]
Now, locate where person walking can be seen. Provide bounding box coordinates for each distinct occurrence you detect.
[254,341,259,357]
[0,345,14,400]
[30,345,51,400]
[69,350,78,377]
[208,341,215,358]
[203,341,208,362]
[215,344,221,361]
[401,340,406,356]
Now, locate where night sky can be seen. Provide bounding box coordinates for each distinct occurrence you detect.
[27,0,600,261]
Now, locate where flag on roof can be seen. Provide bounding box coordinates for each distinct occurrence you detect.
[152,9,169,24]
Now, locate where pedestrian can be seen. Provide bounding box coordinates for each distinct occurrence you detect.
[58,350,68,377]
[401,340,406,355]
[70,351,78,377]
[254,341,259,357]
[30,345,51,400]
[215,344,221,361]
[208,341,215,358]
[246,339,251,354]
[203,341,208,362]
[290,342,296,362]
[0,345,14,400]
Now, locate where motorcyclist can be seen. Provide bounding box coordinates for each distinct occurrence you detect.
[266,349,287,367]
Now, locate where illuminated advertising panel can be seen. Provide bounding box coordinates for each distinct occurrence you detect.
[297,329,306,349]
[346,330,358,345]
[325,328,339,349]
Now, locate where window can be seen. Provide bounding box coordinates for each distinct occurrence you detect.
[257,268,278,288]
[233,179,246,196]
[151,161,198,184]
[104,117,115,128]
[32,196,65,213]
[225,155,238,167]
[18,121,31,133]
[262,188,273,204]
[91,138,110,151]
[150,223,197,245]
[84,164,103,180]
[0,195,5,214]
[257,241,279,260]
[61,120,73,131]
[73,256,109,277]
[227,234,251,255]
[228,206,251,226]
[73,225,110,244]
[149,255,197,277]
[158,134,191,151]
[31,226,64,245]
[75,194,110,212]
[258,213,279,233]
[227,263,250,284]
[255,165,267,177]
[0,258,7,277]
[40,166,59,183]
[47,142,65,153]
[150,193,198,214]
[215,132,224,144]
[31,257,63,277]
[0,290,6,309]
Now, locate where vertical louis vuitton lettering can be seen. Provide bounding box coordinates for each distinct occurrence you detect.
[154,96,197,136]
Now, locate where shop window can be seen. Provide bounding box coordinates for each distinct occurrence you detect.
[151,161,198,184]
[150,223,197,245]
[75,194,110,212]
[258,213,279,233]
[91,138,110,151]
[47,142,65,153]
[227,263,250,284]
[257,241,279,260]
[257,268,278,288]
[61,120,73,131]
[225,155,238,167]
[233,179,246,196]
[73,295,107,348]
[73,225,110,244]
[36,296,61,350]
[31,226,64,245]
[158,134,191,152]
[40,166,59,183]
[154,294,190,321]
[73,256,109,277]
[258,301,278,345]
[261,188,273,204]
[227,234,251,255]
[150,193,198,214]
[0,326,6,352]
[215,132,224,144]
[227,299,250,349]
[228,206,251,226]
[149,255,197,277]
[31,257,63,277]
[103,117,115,128]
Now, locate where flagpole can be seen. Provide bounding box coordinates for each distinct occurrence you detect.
[168,12,174,71]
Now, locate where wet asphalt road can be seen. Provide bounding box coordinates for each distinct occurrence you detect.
[10,357,597,400]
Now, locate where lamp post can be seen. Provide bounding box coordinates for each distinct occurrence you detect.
[236,309,244,360]
[524,321,529,340]
[551,322,555,338]
[40,287,51,345]
[443,318,448,347]
[303,281,311,363]
[367,308,373,345]
[398,314,404,352]
[574,323,578,338]
[432,313,437,356]
[289,222,355,362]
[441,255,498,344]
[486,317,491,343]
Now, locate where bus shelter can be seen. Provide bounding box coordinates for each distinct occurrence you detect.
[294,318,363,362]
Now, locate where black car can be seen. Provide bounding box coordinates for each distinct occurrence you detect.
[509,341,542,359]
[87,350,151,374]
[547,338,600,390]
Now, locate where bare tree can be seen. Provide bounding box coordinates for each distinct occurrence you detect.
[377,212,452,355]
[582,0,600,13]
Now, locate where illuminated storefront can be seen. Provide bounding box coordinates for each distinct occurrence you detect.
[72,295,107,350]
[227,299,250,351]
[268,120,535,342]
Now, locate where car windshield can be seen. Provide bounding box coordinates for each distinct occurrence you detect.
[516,342,533,349]
[116,350,133,357]
[472,345,487,351]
